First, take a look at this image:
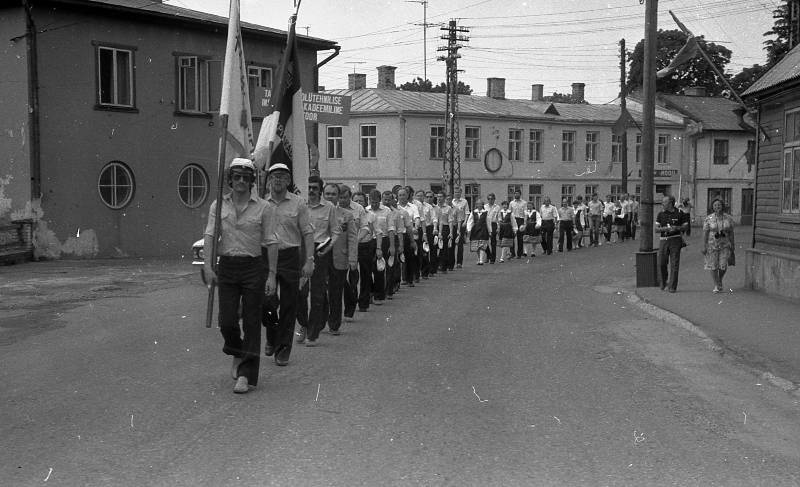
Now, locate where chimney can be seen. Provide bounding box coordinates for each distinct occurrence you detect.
[684,86,707,97]
[531,84,544,101]
[376,65,397,89]
[571,82,585,103]
[487,77,506,99]
[348,73,366,90]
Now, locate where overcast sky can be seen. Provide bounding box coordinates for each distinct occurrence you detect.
[166,0,778,104]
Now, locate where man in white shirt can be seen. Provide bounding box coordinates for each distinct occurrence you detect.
[451,187,470,269]
[602,195,616,244]
[484,193,501,263]
[539,197,559,255]
[509,189,527,258]
[398,188,419,286]
[587,193,604,246]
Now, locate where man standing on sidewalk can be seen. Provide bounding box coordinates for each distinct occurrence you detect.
[262,164,314,366]
[398,188,419,287]
[451,187,469,269]
[336,185,367,319]
[539,197,558,255]
[587,193,604,247]
[557,198,575,252]
[324,183,358,335]
[297,175,340,347]
[509,189,526,258]
[484,193,501,263]
[370,190,395,304]
[655,195,689,293]
[437,192,453,273]
[204,158,277,394]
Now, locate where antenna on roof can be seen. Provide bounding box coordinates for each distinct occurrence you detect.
[346,61,366,73]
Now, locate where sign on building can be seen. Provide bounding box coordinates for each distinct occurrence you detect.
[302,92,351,125]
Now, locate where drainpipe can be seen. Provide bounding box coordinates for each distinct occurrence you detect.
[316,46,340,69]
[23,0,41,200]
[399,112,407,185]
[751,107,761,249]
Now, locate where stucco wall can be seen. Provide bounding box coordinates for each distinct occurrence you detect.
[745,248,800,300]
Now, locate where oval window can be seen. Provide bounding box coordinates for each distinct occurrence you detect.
[97,161,135,209]
[178,164,209,208]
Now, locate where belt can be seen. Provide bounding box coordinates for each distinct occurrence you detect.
[219,255,259,261]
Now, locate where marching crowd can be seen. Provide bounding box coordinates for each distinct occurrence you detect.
[205,158,648,394]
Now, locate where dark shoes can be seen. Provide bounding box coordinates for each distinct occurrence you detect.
[274,350,289,366]
[264,344,275,357]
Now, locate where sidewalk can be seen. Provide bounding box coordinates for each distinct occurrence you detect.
[633,228,800,388]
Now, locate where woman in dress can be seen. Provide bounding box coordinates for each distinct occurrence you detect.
[466,198,490,265]
[522,201,542,258]
[497,200,517,263]
[702,197,736,293]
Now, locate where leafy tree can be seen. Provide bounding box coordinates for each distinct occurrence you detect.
[398,77,472,95]
[730,64,769,94]
[626,29,732,96]
[763,1,793,66]
[543,92,588,104]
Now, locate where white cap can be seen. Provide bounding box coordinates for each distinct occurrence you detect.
[230,158,255,171]
[268,163,290,173]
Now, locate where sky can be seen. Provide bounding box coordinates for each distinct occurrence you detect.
[166,0,780,104]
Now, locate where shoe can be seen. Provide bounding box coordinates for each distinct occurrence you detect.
[231,356,243,380]
[374,299,384,305]
[713,286,720,293]
[330,329,341,335]
[415,278,420,283]
[407,282,415,287]
[264,345,275,357]
[489,261,495,264]
[387,294,393,300]
[668,288,676,293]
[295,326,307,344]
[274,350,289,366]
[305,338,317,347]
[499,258,504,263]
[456,264,462,269]
[477,261,483,265]
[660,284,667,291]
[233,376,250,394]
[358,307,368,312]
[345,316,354,322]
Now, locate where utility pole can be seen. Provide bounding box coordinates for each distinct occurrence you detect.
[437,19,469,194]
[636,0,659,287]
[620,38,628,194]
[407,0,429,81]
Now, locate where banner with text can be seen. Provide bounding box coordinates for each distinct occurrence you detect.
[302,92,351,125]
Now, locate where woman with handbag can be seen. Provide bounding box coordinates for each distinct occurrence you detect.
[522,201,542,258]
[497,200,517,263]
[701,197,736,293]
[466,198,490,266]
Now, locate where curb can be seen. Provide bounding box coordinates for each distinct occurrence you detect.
[628,290,800,398]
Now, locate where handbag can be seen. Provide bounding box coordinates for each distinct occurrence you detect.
[728,251,736,266]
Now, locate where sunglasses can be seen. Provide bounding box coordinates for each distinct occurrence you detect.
[231,174,252,182]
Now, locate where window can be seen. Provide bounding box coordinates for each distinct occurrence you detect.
[655,184,671,200]
[507,184,522,202]
[360,124,377,158]
[98,161,135,209]
[635,184,641,202]
[610,184,623,202]
[177,164,209,208]
[657,133,670,164]
[611,134,622,163]
[584,184,598,202]
[528,184,543,208]
[562,131,575,162]
[635,133,642,163]
[529,129,543,162]
[707,188,732,214]
[178,56,200,112]
[713,139,729,165]
[247,65,272,117]
[465,183,481,209]
[360,183,377,195]
[508,129,522,161]
[176,55,223,113]
[327,126,343,159]
[561,184,575,204]
[585,131,598,161]
[465,127,480,160]
[786,109,800,143]
[97,45,134,107]
[782,148,800,213]
[430,126,446,159]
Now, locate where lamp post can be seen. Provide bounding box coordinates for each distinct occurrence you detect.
[636,0,660,287]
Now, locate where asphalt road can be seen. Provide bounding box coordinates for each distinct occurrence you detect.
[1,243,799,486]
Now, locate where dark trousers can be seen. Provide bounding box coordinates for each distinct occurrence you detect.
[513,217,525,257]
[540,220,555,254]
[217,256,264,386]
[389,236,401,295]
[298,251,331,341]
[327,267,347,331]
[603,215,613,241]
[558,220,574,251]
[403,233,417,284]
[455,224,465,265]
[659,237,683,291]
[589,215,601,245]
[424,225,436,275]
[439,226,452,271]
[372,238,389,301]
[488,222,498,263]
[358,240,375,309]
[263,247,300,362]
[415,227,425,279]
[630,214,638,239]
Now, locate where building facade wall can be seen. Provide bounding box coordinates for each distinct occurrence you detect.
[0,9,32,219]
[21,5,320,257]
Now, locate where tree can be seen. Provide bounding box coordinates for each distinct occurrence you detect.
[730,64,769,94]
[626,29,732,96]
[543,92,588,104]
[398,77,472,95]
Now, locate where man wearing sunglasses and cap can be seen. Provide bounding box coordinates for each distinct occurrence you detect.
[204,158,278,394]
[262,163,314,366]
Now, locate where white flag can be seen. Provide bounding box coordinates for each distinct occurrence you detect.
[220,0,254,169]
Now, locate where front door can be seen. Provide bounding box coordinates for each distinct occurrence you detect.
[741,188,754,226]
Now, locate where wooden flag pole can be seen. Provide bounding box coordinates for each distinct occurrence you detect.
[205,114,229,328]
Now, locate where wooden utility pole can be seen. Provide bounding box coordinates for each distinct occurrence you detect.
[636,0,659,287]
[619,38,628,193]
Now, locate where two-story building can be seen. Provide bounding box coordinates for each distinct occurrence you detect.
[319,68,684,211]
[742,43,800,300]
[0,0,336,257]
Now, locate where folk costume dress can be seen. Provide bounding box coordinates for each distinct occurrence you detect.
[498,209,516,247]
[466,208,490,252]
[703,212,735,271]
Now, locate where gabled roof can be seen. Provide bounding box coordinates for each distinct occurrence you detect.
[323,88,681,127]
[658,94,753,131]
[742,43,800,97]
[29,0,337,50]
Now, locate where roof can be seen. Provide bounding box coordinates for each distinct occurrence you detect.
[33,0,337,50]
[324,89,682,127]
[742,43,800,97]
[658,94,753,131]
